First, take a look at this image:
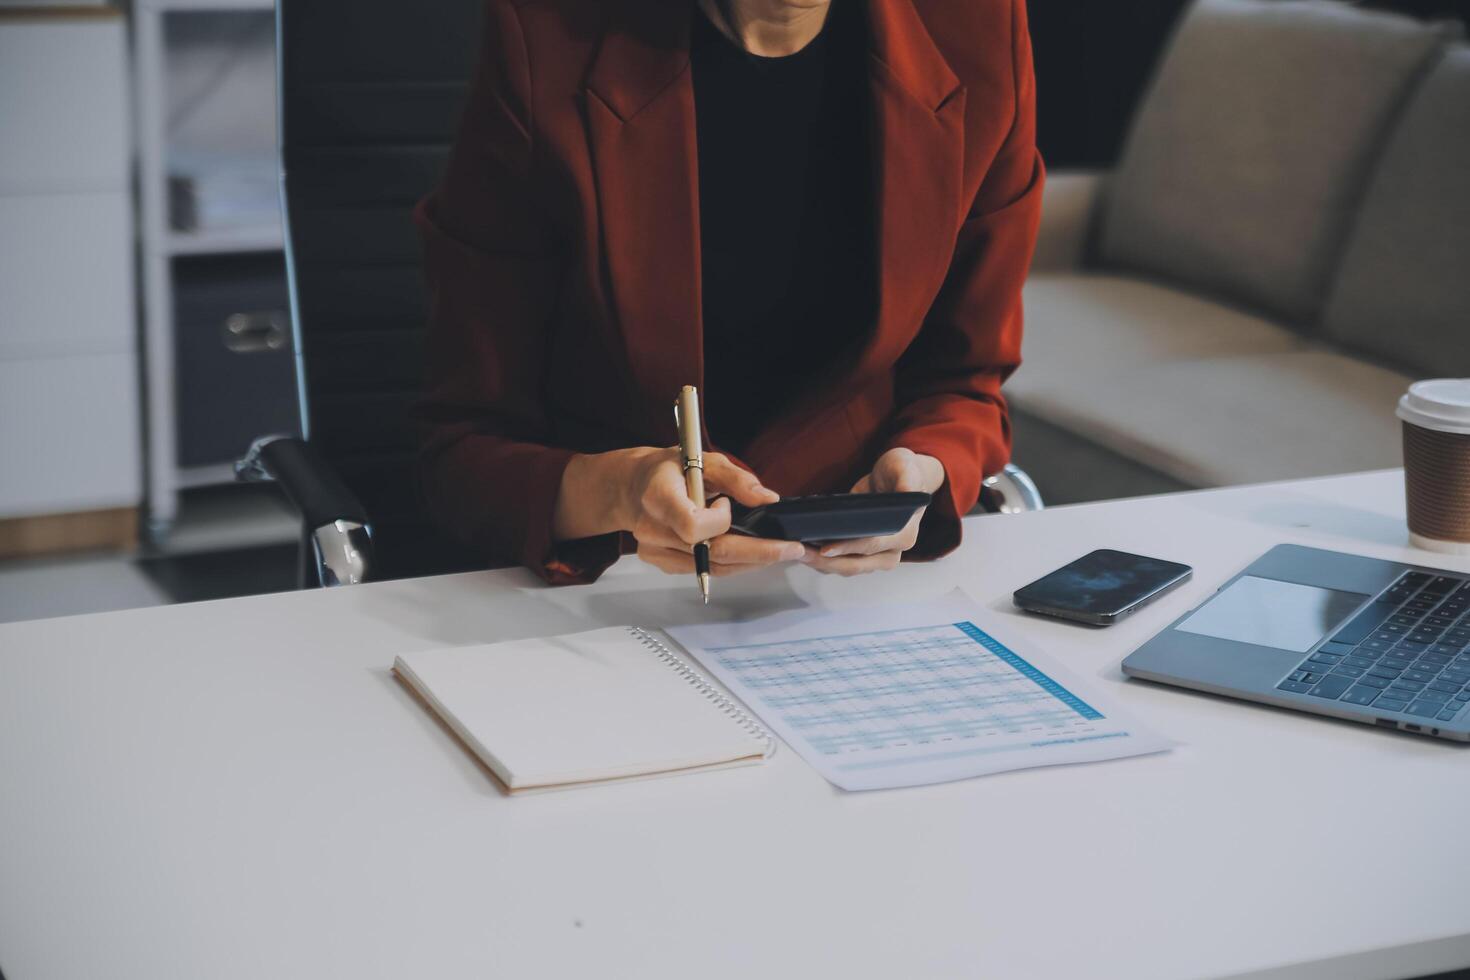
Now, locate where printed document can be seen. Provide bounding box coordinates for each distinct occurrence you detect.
[668,593,1171,790]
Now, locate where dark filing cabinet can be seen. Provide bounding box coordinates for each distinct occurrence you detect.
[173,254,301,467]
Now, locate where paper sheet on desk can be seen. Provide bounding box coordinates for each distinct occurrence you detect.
[667,593,1172,791]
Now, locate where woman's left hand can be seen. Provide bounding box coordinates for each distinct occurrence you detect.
[802,448,946,576]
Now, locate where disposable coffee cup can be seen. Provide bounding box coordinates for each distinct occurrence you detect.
[1397,378,1470,555]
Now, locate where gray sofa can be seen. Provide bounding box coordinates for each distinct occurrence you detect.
[1010,0,1469,492]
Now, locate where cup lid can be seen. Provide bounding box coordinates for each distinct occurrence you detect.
[1398,378,1470,435]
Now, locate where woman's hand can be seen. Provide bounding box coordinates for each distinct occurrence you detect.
[554,447,806,577]
[802,448,946,577]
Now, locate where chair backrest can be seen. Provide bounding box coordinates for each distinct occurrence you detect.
[277,0,484,579]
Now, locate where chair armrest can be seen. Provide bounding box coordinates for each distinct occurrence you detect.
[1028,170,1108,274]
[236,435,374,586]
[977,464,1045,514]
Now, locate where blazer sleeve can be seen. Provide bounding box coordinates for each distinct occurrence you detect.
[883,0,1044,560]
[414,0,622,585]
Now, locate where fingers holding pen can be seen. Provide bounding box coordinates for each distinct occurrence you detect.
[635,496,803,569]
[628,449,801,576]
[640,526,806,562]
[637,537,805,577]
[638,460,731,545]
[637,449,780,546]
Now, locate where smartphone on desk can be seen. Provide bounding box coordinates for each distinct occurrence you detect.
[1014,549,1193,626]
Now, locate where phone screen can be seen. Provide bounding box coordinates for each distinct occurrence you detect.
[1015,550,1192,619]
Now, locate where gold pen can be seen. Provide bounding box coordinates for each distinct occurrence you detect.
[675,385,712,603]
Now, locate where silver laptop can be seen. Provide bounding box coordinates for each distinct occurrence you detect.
[1123,544,1470,741]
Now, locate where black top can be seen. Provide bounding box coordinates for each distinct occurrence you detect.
[691,1,874,455]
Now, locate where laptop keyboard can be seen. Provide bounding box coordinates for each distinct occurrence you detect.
[1278,571,1470,724]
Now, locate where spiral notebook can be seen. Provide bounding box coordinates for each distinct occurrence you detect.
[393,627,774,794]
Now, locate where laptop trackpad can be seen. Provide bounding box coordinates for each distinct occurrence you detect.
[1176,576,1369,653]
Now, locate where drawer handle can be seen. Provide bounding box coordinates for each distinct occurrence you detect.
[223,312,288,353]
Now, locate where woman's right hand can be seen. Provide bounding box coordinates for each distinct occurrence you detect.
[554,447,806,577]
[620,448,806,577]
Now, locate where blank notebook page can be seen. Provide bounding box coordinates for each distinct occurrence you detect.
[395,627,770,792]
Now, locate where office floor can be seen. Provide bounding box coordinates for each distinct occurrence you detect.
[0,415,1188,626]
[0,484,298,625]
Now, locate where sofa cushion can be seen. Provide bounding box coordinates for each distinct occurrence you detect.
[1008,273,1302,408]
[1099,0,1457,324]
[1084,351,1410,485]
[1029,172,1106,274]
[1321,46,1470,378]
[1013,348,1409,488]
[1009,274,1409,486]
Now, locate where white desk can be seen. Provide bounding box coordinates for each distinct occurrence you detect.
[1,470,1467,980]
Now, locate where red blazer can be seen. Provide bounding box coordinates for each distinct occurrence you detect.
[416,0,1043,584]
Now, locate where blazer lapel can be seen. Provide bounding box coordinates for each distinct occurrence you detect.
[860,0,967,377]
[584,0,703,437]
[581,0,965,452]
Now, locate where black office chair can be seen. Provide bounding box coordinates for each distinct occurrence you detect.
[241,0,1043,588]
[235,0,484,586]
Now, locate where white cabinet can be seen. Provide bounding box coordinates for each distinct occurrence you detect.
[0,193,134,358]
[0,17,129,192]
[0,11,141,526]
[0,354,142,515]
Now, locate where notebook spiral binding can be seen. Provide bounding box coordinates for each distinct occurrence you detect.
[628,627,777,757]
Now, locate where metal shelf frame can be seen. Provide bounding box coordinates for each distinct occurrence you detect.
[131,0,282,539]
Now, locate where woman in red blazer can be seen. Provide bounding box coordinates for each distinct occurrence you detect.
[416,0,1043,585]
